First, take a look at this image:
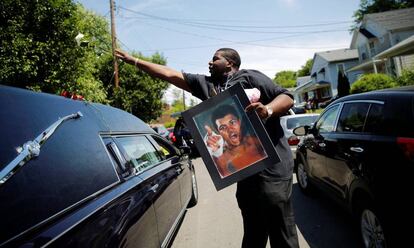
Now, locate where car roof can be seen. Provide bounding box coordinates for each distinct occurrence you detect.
[331,86,414,105]
[0,85,153,133]
[0,85,156,168]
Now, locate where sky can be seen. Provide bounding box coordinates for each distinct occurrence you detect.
[77,0,361,103]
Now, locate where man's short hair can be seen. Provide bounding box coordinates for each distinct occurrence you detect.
[211,104,240,131]
[217,48,241,68]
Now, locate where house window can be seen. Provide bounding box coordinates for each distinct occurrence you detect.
[320,87,331,98]
[369,41,376,56]
[361,52,367,60]
[337,64,345,75]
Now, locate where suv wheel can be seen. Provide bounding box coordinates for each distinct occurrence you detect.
[187,165,198,208]
[360,208,387,248]
[296,160,312,194]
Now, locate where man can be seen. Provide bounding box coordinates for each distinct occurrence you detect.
[205,104,266,178]
[116,48,299,248]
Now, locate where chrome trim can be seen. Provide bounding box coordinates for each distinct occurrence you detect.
[342,100,384,105]
[1,179,121,247]
[98,136,122,183]
[39,177,142,247]
[0,112,83,185]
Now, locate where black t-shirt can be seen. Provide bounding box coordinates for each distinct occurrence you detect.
[183,69,294,182]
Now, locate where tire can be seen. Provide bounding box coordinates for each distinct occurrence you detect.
[187,165,198,208]
[359,206,388,248]
[296,159,313,195]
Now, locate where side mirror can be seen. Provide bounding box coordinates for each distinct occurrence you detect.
[293,125,312,136]
[180,146,191,155]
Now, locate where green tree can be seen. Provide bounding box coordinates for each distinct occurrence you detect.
[350,73,397,94]
[72,4,112,103]
[0,1,109,102]
[352,0,414,30]
[297,59,313,77]
[274,70,297,88]
[98,52,169,122]
[337,71,350,97]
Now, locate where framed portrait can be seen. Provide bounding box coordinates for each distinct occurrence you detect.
[182,83,280,191]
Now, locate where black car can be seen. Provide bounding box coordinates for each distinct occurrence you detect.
[0,85,198,247]
[293,86,414,248]
[172,116,200,159]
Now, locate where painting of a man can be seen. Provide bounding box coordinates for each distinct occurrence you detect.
[200,101,267,178]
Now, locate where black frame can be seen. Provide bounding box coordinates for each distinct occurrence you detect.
[182,83,280,190]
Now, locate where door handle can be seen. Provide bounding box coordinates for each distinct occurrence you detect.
[350,147,364,153]
[149,184,159,192]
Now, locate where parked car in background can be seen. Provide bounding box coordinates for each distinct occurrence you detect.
[151,124,171,141]
[167,127,175,142]
[0,85,198,247]
[173,117,200,159]
[291,106,307,114]
[293,86,414,248]
[280,114,319,159]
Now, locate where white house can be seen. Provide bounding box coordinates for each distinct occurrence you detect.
[294,49,360,105]
[348,7,414,76]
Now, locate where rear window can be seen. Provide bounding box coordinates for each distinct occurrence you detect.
[337,102,370,133]
[286,116,319,129]
[116,136,161,174]
[364,103,385,134]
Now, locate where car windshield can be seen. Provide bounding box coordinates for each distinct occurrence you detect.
[286,115,319,129]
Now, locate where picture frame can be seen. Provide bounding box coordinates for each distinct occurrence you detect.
[182,83,280,191]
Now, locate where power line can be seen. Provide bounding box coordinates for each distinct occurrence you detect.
[118,18,349,52]
[118,6,351,29]
[118,7,350,34]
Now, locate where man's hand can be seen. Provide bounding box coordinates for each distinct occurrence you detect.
[245,102,268,119]
[115,49,137,65]
[204,125,222,152]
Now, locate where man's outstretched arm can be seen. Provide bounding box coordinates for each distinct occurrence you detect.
[115,49,191,92]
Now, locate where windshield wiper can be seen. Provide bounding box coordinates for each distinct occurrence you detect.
[0,111,83,185]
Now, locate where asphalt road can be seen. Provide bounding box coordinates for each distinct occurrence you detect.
[171,158,362,248]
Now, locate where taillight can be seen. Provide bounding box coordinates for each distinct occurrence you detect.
[288,136,300,146]
[171,135,176,143]
[397,137,414,161]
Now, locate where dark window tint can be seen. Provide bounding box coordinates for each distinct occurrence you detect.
[116,136,161,174]
[316,105,340,133]
[364,103,385,134]
[337,102,370,133]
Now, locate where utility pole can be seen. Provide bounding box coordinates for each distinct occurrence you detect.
[182,90,186,110]
[110,0,119,88]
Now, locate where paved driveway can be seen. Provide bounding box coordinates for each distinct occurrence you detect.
[171,158,361,248]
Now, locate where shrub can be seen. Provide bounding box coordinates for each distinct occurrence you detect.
[350,73,397,94]
[396,69,414,86]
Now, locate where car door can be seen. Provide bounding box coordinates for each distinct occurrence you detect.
[122,135,182,248]
[150,135,192,209]
[305,105,340,184]
[325,102,372,200]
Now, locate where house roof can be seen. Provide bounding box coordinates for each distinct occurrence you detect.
[296,76,311,87]
[316,49,359,63]
[364,7,414,31]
